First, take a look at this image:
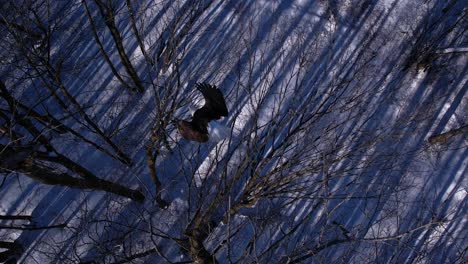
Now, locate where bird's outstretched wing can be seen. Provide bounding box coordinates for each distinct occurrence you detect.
[191,83,228,133]
[196,83,228,118]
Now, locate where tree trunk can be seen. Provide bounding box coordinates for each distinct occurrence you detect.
[82,0,134,92]
[94,0,145,93]
[21,161,144,202]
[0,215,32,221]
[428,124,468,144]
[0,143,144,203]
[0,80,130,164]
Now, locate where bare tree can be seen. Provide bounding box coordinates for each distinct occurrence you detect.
[88,0,145,92]
[0,214,67,263]
[0,1,465,263]
[0,1,133,165]
[81,0,135,92]
[0,80,144,202]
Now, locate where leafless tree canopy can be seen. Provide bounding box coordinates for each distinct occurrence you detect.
[0,0,466,263]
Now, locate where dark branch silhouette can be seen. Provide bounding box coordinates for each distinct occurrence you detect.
[176,83,228,143]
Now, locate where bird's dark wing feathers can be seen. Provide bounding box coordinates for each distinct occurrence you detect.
[195,83,228,118]
[182,83,228,138]
[177,83,228,141]
[190,83,228,134]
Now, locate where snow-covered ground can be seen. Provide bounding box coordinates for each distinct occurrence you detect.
[0,0,466,263]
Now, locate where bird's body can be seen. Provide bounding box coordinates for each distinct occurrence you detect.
[177,120,209,143]
[176,83,228,143]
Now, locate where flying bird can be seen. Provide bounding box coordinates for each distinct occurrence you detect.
[176,83,228,143]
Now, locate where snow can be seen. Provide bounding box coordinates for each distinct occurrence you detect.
[0,0,466,263]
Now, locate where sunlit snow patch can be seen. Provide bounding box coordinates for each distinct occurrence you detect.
[194,140,229,187]
[209,122,230,142]
[453,188,467,202]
